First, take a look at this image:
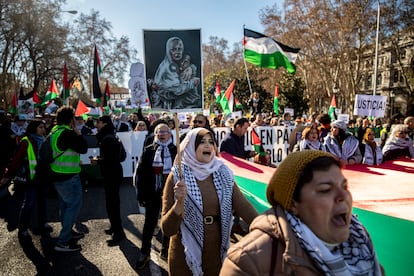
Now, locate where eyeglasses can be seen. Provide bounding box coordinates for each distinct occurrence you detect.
[138,124,146,127]
[157,130,170,135]
[193,120,204,124]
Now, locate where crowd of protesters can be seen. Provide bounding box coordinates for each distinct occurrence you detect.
[0,105,413,274]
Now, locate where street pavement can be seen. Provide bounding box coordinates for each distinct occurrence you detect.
[0,179,169,276]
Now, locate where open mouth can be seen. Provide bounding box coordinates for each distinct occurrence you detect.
[202,151,211,156]
[332,213,348,227]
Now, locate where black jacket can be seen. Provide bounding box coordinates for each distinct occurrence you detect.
[137,142,177,204]
[220,131,250,159]
[96,125,123,179]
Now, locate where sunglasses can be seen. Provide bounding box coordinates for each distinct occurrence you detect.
[137,124,146,127]
[193,120,204,124]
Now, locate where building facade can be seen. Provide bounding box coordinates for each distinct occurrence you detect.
[359,32,414,117]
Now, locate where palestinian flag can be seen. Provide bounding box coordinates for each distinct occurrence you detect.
[234,97,243,110]
[10,92,18,114]
[251,128,266,156]
[328,95,337,121]
[93,45,103,100]
[221,152,414,276]
[42,80,59,106]
[102,80,111,114]
[243,28,300,74]
[62,62,70,102]
[215,79,221,103]
[220,79,235,115]
[103,80,111,107]
[75,99,102,117]
[274,84,279,115]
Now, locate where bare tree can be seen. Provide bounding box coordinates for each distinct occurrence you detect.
[259,0,388,114]
[68,10,136,92]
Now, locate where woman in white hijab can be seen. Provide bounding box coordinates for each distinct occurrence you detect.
[161,128,258,276]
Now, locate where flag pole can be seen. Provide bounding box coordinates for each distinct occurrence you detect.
[242,25,253,95]
[173,113,182,180]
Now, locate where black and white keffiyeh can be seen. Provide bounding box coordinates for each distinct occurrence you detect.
[325,135,359,160]
[299,139,326,151]
[152,136,173,190]
[172,127,234,275]
[361,143,383,165]
[172,162,233,275]
[382,137,414,158]
[286,211,382,276]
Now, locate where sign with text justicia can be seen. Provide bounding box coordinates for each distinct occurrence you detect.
[353,94,387,117]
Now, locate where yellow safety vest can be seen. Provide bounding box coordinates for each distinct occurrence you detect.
[19,136,37,181]
[50,125,81,174]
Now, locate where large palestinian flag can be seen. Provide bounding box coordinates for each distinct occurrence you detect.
[221,152,414,276]
[243,28,300,74]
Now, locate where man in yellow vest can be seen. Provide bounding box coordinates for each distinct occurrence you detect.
[51,106,88,252]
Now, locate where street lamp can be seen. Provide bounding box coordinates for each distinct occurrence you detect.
[390,91,395,117]
[62,10,78,14]
[373,0,380,95]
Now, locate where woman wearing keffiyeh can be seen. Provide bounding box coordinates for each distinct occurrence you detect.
[136,123,177,269]
[220,151,384,276]
[382,124,414,161]
[293,126,326,152]
[161,128,258,275]
[324,120,362,166]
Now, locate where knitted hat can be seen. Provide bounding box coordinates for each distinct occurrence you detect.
[331,120,347,131]
[266,150,335,210]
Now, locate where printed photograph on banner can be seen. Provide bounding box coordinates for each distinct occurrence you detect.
[128,62,149,108]
[18,99,35,118]
[143,29,203,111]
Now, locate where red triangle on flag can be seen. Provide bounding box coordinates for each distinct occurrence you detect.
[49,79,59,94]
[330,95,337,108]
[32,90,41,104]
[251,128,261,146]
[75,100,90,116]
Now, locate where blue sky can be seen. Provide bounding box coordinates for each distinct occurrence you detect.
[65,0,280,61]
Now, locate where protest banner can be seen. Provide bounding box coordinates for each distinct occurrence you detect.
[81,126,293,177]
[353,94,387,117]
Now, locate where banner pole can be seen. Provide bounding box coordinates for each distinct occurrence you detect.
[173,113,182,180]
[243,25,253,96]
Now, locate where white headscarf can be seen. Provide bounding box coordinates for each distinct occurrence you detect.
[178,128,227,181]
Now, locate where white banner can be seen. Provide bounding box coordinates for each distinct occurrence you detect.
[353,94,387,117]
[81,126,293,177]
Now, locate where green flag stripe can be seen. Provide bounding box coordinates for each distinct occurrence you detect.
[244,49,296,73]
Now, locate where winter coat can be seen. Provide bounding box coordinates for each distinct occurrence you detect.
[220,206,324,276]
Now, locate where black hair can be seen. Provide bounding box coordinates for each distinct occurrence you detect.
[56,106,75,125]
[292,156,342,202]
[25,119,44,135]
[234,117,249,128]
[318,113,331,125]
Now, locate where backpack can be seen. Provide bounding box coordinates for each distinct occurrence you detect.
[103,134,126,162]
[34,133,64,183]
